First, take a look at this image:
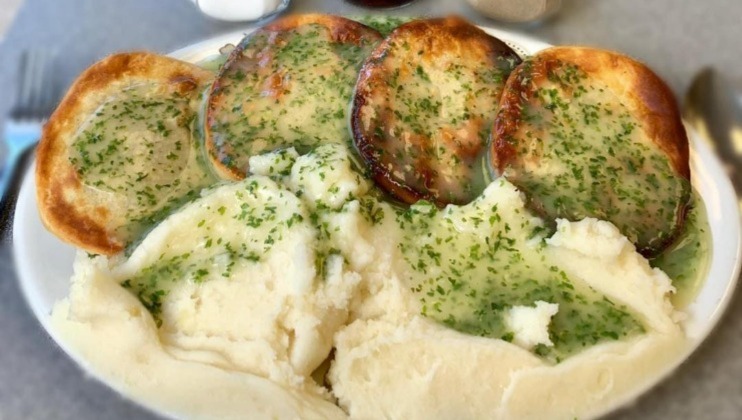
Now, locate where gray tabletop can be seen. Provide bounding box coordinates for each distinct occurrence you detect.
[1,0,741,419]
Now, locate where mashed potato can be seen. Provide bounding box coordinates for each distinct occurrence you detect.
[51,144,689,419]
[329,199,686,419]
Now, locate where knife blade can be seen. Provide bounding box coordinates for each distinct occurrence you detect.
[683,67,742,198]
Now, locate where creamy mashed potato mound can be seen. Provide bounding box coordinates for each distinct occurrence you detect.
[52,143,690,419]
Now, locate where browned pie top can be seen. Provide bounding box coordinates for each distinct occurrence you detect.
[36,52,215,255]
[351,16,522,206]
[205,14,383,180]
[490,46,690,256]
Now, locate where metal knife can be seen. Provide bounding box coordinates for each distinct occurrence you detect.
[683,67,742,199]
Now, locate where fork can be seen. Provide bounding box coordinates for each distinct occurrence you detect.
[0,49,58,236]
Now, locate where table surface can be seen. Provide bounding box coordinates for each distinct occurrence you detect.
[1,0,741,419]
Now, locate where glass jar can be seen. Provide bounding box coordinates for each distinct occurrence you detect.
[191,0,290,22]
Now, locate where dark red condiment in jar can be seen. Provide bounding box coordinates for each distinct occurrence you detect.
[346,0,417,8]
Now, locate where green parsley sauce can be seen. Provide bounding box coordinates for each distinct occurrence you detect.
[362,32,518,205]
[651,190,712,308]
[396,189,645,363]
[121,178,310,326]
[197,54,228,72]
[209,23,378,173]
[69,83,218,244]
[112,22,710,366]
[354,15,412,36]
[505,61,690,256]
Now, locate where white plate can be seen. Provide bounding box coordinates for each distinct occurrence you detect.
[13,25,742,418]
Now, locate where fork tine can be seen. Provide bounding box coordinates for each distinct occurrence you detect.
[38,50,57,117]
[15,51,32,119]
[38,55,53,116]
[12,49,56,121]
[24,51,38,118]
[41,52,58,116]
[28,50,47,118]
[2,48,59,204]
